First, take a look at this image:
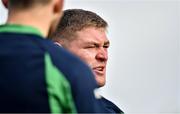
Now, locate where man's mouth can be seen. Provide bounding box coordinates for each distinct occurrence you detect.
[93,66,105,75]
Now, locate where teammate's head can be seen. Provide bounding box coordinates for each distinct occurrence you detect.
[3,0,50,9]
[2,0,64,37]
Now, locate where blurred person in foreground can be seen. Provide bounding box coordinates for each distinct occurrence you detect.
[0,0,107,113]
[50,9,124,113]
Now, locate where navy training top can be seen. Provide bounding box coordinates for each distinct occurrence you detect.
[0,24,106,113]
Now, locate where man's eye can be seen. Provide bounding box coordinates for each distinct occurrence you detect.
[104,45,109,48]
[85,46,95,49]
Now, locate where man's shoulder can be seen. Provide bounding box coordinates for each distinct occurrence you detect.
[101,97,124,114]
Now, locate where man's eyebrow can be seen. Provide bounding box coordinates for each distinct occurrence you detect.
[84,41,98,45]
[84,40,110,46]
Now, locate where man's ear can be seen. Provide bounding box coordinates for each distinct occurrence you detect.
[53,0,64,17]
[2,0,8,8]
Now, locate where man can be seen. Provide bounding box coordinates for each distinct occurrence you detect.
[0,0,106,113]
[50,9,124,113]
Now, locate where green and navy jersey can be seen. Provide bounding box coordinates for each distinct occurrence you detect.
[0,24,106,113]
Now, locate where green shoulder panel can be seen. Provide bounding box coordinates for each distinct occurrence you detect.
[0,24,43,37]
[45,53,77,113]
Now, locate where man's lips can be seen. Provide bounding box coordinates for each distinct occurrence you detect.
[93,66,105,75]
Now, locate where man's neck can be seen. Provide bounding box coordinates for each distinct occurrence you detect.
[6,8,52,37]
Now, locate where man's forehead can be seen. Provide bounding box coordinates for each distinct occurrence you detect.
[75,27,109,42]
[78,38,110,46]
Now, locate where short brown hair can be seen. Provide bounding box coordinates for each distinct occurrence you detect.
[50,9,108,41]
[9,0,51,9]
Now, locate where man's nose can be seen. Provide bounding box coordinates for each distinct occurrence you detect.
[95,48,108,62]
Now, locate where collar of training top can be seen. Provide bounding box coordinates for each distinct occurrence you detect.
[0,24,43,37]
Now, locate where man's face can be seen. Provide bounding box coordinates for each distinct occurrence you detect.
[63,27,109,87]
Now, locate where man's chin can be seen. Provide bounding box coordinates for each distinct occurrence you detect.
[96,79,105,87]
[93,71,106,87]
[98,84,105,88]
